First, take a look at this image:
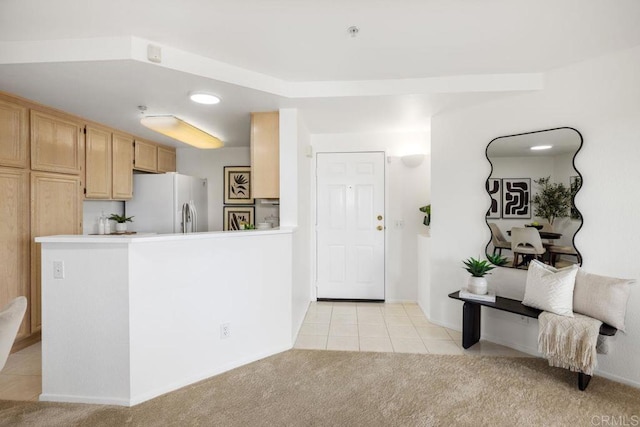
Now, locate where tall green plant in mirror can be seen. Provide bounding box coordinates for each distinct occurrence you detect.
[531,176,572,226]
[485,127,583,269]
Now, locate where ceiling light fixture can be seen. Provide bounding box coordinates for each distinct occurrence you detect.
[530,145,552,150]
[189,92,221,105]
[401,154,425,168]
[140,115,223,149]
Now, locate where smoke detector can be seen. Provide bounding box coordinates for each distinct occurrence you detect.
[347,26,359,37]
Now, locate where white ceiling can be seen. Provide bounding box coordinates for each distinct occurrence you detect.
[1,0,639,148]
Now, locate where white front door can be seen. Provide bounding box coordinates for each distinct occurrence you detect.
[316,152,385,300]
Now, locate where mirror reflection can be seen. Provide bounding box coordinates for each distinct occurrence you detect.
[485,127,583,269]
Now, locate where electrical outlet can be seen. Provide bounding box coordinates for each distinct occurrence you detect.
[53,261,65,279]
[220,322,231,339]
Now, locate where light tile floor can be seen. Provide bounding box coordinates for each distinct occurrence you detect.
[0,341,41,401]
[295,301,534,357]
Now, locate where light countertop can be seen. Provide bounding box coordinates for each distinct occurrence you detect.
[36,227,294,244]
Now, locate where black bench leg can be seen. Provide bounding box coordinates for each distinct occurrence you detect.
[578,372,592,391]
[462,302,481,349]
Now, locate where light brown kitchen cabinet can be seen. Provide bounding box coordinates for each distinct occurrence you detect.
[31,110,83,175]
[157,146,176,173]
[133,139,158,172]
[0,98,28,169]
[0,167,30,339]
[84,125,112,199]
[250,112,279,199]
[112,132,134,199]
[30,171,82,331]
[85,128,134,200]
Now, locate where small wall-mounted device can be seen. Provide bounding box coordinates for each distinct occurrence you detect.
[147,44,162,63]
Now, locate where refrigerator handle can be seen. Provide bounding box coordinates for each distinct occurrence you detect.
[190,202,198,233]
[181,202,188,234]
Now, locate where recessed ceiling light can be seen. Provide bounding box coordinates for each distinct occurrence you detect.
[530,145,552,150]
[189,92,221,105]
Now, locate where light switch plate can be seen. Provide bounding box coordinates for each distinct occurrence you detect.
[53,261,65,279]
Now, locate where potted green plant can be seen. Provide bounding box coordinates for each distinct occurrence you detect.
[531,176,572,226]
[486,253,509,267]
[462,257,495,295]
[419,204,431,226]
[109,214,134,233]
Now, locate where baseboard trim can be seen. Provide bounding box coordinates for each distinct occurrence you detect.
[11,331,41,353]
[39,394,130,406]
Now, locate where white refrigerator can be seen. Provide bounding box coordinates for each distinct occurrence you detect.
[125,173,208,234]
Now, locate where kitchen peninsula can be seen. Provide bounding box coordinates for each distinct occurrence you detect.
[35,228,294,406]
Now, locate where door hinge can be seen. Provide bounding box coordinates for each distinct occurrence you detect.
[83,188,86,195]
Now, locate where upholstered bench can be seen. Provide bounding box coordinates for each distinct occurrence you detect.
[448,291,617,391]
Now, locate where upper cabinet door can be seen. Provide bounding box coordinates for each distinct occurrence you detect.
[250,112,279,199]
[31,110,83,175]
[134,139,158,172]
[0,98,28,168]
[85,126,112,199]
[112,133,134,199]
[157,146,176,173]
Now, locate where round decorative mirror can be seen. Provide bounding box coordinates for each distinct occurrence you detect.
[485,127,583,269]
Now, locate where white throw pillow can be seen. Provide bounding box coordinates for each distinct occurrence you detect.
[573,269,634,331]
[522,260,578,317]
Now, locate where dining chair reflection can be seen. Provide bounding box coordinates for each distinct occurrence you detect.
[488,223,511,256]
[511,227,546,268]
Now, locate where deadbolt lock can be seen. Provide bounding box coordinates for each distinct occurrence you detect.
[377,225,383,231]
[377,215,383,220]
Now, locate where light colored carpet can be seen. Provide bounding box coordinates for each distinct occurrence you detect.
[1,350,639,426]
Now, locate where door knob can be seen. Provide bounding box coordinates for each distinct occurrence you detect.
[377,215,383,220]
[377,225,383,231]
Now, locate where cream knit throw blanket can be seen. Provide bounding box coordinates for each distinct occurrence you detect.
[538,312,602,375]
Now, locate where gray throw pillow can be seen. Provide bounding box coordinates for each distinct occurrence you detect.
[573,269,634,331]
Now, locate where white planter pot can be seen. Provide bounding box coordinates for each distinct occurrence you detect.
[115,223,127,233]
[468,276,488,295]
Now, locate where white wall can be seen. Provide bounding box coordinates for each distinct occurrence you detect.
[310,130,430,302]
[430,45,640,386]
[40,231,293,405]
[82,200,124,234]
[280,110,314,340]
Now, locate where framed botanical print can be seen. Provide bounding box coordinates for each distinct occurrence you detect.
[224,166,254,204]
[223,206,255,231]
